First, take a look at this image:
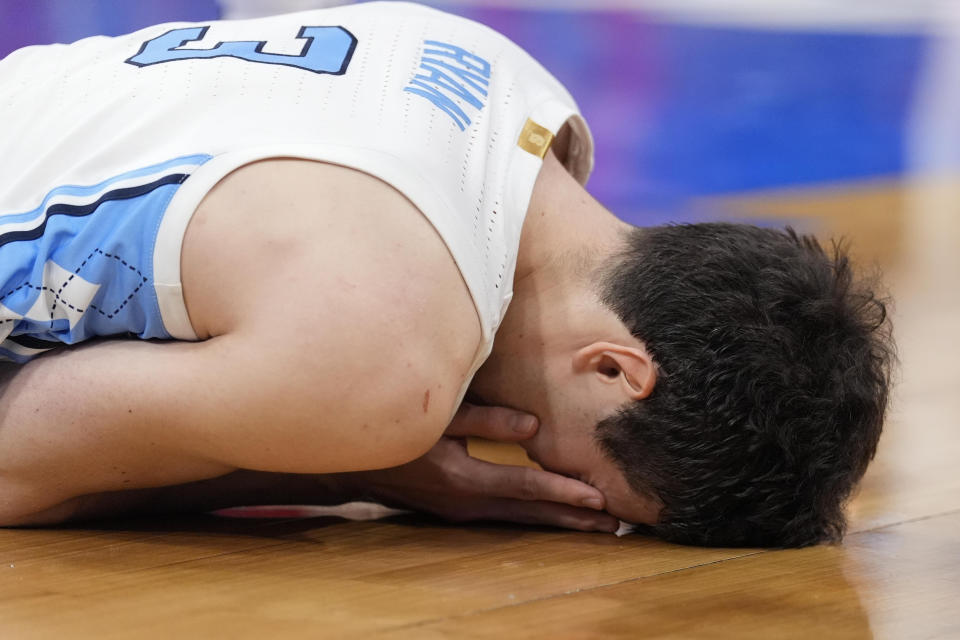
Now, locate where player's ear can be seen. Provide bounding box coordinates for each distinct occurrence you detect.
[572,341,656,401]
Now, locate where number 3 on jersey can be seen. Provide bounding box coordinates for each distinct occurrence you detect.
[126,25,357,75]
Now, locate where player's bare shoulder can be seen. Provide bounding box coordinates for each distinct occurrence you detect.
[180,158,482,464]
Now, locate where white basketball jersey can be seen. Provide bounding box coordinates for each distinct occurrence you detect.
[0,2,594,375]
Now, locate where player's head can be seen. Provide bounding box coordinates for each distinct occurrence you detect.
[591,223,894,547]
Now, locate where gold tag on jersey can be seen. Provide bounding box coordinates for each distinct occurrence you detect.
[517,119,554,159]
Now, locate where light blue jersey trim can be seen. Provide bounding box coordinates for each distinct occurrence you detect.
[0,154,212,226]
[0,154,213,362]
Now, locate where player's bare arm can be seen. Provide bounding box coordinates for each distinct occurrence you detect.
[0,401,618,532]
[0,159,483,524]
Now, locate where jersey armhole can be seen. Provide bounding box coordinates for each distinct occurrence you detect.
[155,144,494,364]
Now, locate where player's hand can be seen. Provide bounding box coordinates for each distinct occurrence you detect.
[350,403,620,533]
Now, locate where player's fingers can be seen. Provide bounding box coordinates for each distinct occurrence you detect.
[444,403,538,441]
[470,460,606,510]
[472,500,620,533]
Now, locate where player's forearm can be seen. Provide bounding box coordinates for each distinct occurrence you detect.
[142,470,360,514]
[4,470,360,526]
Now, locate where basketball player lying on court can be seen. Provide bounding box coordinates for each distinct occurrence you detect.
[0,3,893,547]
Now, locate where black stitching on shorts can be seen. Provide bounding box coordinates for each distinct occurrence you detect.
[1,248,148,323]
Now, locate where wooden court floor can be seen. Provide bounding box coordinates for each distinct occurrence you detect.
[1,178,958,639]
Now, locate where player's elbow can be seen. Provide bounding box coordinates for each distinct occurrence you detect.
[184,328,467,474]
[213,365,456,474]
[301,349,461,470]
[322,376,457,471]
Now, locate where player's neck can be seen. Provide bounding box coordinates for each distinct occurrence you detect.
[514,151,629,292]
[466,153,629,410]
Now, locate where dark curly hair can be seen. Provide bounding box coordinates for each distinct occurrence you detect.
[595,223,894,547]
